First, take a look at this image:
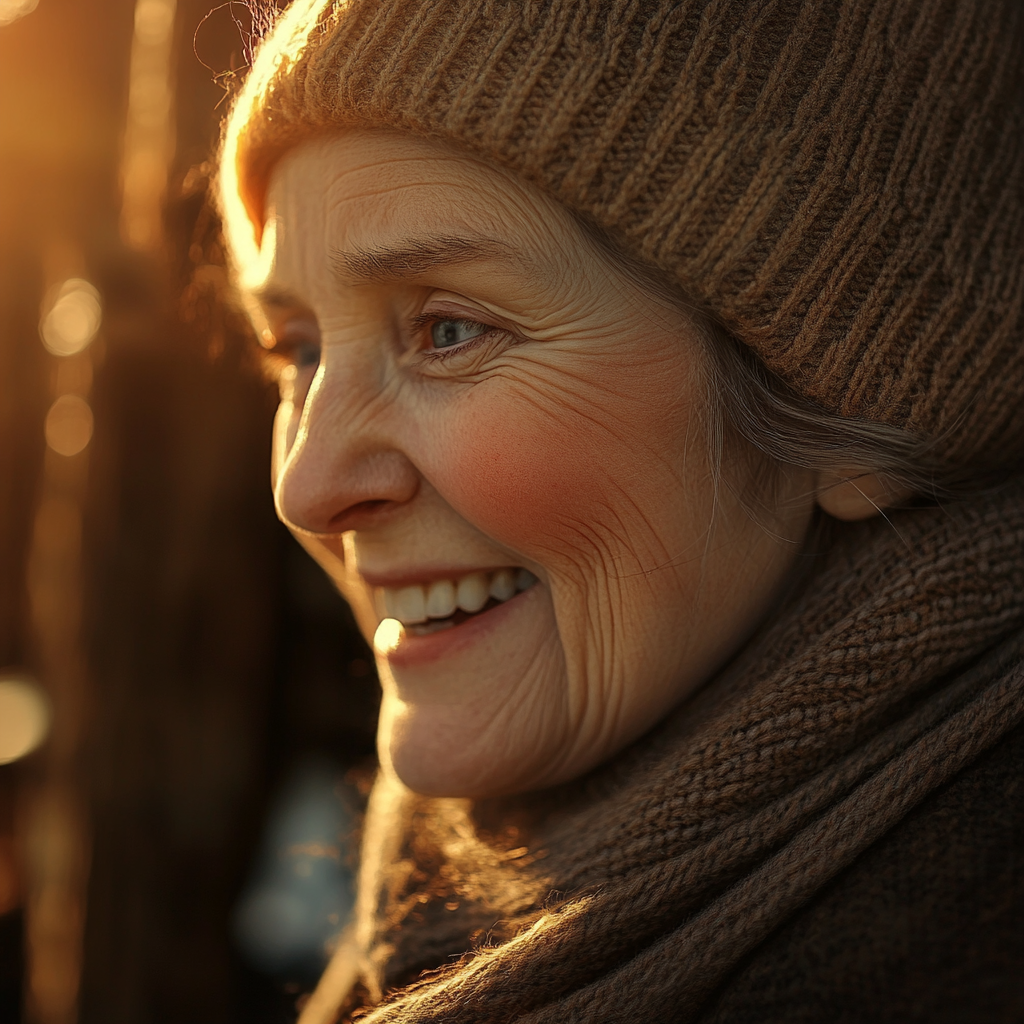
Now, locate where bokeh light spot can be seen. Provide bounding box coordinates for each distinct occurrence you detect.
[40,279,102,356]
[0,676,51,765]
[45,395,94,457]
[0,0,38,28]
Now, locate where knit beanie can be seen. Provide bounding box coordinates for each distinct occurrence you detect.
[222,0,1024,470]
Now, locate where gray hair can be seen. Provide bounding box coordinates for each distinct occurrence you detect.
[574,213,951,515]
[697,319,948,510]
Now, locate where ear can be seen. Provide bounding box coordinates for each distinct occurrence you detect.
[814,469,913,522]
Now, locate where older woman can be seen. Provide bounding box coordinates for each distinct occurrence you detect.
[218,1,1024,1021]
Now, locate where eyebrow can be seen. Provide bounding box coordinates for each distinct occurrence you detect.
[329,235,527,284]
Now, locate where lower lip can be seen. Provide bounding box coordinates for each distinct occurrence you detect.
[383,584,537,668]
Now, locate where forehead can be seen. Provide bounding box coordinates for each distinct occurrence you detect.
[260,130,572,296]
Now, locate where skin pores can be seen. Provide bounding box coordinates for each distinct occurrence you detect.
[245,130,818,798]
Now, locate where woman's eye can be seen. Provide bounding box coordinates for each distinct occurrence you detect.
[429,318,488,350]
[270,322,321,369]
[290,339,321,369]
[260,319,322,391]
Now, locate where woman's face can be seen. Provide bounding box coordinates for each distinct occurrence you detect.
[249,131,816,797]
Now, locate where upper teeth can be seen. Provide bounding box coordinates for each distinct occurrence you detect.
[380,568,536,626]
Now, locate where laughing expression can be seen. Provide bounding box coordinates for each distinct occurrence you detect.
[242,130,816,798]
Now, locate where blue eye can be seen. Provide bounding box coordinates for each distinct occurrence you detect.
[430,319,488,349]
[275,321,321,369]
[292,340,321,369]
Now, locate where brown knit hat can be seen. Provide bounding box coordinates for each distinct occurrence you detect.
[222,0,1024,470]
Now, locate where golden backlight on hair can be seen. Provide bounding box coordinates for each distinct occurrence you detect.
[219,0,329,280]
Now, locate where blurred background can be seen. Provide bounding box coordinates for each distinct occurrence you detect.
[0,0,380,1020]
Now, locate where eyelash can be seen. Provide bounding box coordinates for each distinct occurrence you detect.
[409,311,509,362]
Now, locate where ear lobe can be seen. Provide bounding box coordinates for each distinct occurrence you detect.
[815,469,913,522]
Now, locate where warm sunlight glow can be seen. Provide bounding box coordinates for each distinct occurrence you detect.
[44,395,93,457]
[0,0,38,28]
[40,279,102,356]
[219,0,328,277]
[241,212,278,295]
[0,676,51,765]
[373,618,404,656]
[121,0,177,250]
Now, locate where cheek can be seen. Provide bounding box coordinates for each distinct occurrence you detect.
[432,389,601,552]
[423,382,688,563]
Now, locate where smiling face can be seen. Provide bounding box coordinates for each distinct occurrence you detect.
[245,130,817,798]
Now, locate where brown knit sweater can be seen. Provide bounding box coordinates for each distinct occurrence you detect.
[299,479,1024,1023]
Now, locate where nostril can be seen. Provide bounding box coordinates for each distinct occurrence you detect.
[327,499,392,531]
[280,448,419,534]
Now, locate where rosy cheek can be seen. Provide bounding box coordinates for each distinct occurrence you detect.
[426,388,618,558]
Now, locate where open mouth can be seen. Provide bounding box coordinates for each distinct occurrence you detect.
[378,567,537,637]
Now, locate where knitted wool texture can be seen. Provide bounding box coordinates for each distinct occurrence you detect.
[228,0,1024,469]
[305,481,1024,1024]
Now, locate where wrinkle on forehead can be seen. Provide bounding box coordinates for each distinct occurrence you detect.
[251,131,687,352]
[330,236,531,286]
[272,133,576,240]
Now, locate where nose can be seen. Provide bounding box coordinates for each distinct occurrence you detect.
[273,365,420,535]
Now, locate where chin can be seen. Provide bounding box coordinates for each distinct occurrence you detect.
[371,582,574,797]
[379,695,564,799]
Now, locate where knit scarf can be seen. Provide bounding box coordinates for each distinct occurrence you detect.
[307,480,1024,1023]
